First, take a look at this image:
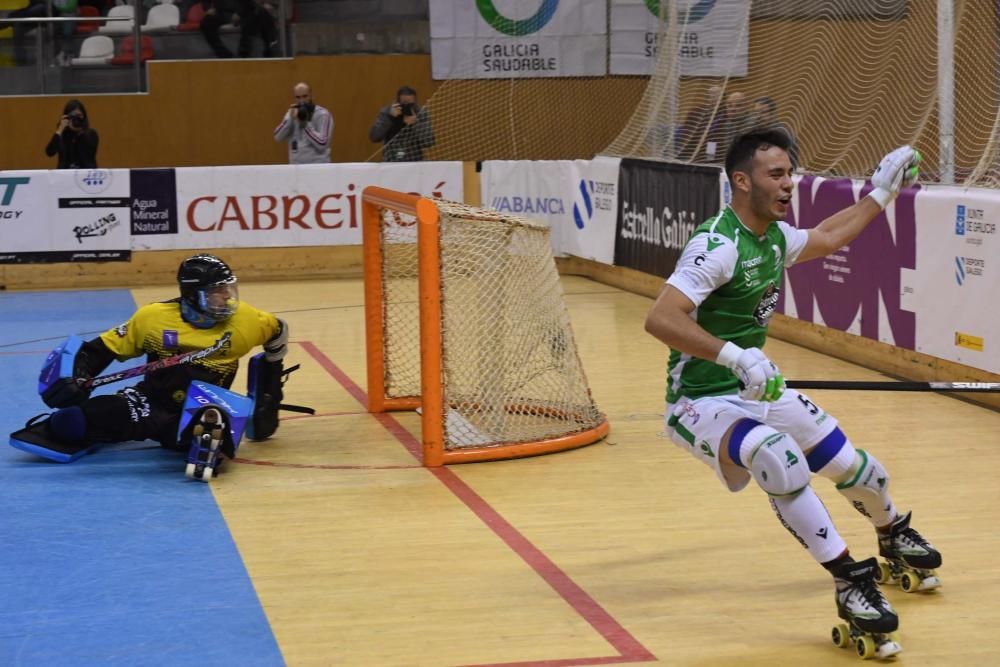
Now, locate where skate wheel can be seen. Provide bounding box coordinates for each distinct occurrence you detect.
[877,561,893,584]
[900,571,920,592]
[831,623,850,648]
[856,635,876,659]
[185,462,197,479]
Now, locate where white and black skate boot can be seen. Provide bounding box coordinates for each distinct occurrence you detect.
[877,510,942,592]
[185,407,225,482]
[829,557,902,659]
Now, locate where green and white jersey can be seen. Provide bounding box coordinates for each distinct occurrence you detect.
[664,206,808,403]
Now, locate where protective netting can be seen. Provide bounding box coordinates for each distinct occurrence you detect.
[377,200,605,450]
[400,1,1000,188]
[604,0,1000,187]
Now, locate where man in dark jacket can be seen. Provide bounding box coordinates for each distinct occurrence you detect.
[369,86,435,162]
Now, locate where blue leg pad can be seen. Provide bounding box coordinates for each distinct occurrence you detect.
[9,414,98,463]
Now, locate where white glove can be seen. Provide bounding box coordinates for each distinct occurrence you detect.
[717,342,785,402]
[869,145,921,209]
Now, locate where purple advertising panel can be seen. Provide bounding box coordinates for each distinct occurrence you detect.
[781,175,917,350]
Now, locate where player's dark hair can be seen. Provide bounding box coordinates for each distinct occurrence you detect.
[725,128,793,182]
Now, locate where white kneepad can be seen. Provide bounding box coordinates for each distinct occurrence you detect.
[747,430,811,496]
[837,450,890,496]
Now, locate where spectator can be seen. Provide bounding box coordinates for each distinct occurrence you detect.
[273,82,333,164]
[45,99,99,169]
[197,0,239,58]
[197,0,278,58]
[234,0,278,57]
[718,91,753,157]
[1,0,45,65]
[751,96,800,168]
[673,84,724,162]
[369,86,435,162]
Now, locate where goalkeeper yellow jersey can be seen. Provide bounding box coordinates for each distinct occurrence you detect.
[98,300,280,404]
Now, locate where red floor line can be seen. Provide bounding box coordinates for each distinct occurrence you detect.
[298,341,656,666]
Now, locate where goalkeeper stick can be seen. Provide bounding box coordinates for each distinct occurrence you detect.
[787,380,1000,393]
[82,332,232,390]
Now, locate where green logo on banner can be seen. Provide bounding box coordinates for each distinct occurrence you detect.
[645,0,716,22]
[477,0,560,36]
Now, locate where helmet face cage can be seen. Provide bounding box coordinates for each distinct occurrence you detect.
[197,278,239,320]
[178,254,239,322]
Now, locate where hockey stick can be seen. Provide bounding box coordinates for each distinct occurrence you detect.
[81,332,233,390]
[787,380,1000,393]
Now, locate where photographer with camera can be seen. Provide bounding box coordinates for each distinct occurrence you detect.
[369,86,435,162]
[273,82,332,164]
[45,99,99,169]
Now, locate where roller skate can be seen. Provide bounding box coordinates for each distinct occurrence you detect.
[829,557,902,660]
[185,407,226,482]
[876,510,942,592]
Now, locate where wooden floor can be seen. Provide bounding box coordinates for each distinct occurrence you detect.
[129,275,1000,666]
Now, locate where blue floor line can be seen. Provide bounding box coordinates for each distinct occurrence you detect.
[0,289,285,666]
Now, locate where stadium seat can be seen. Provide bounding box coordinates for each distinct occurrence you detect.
[141,2,179,32]
[110,34,152,65]
[97,4,133,35]
[69,34,113,65]
[176,1,203,31]
[74,5,100,34]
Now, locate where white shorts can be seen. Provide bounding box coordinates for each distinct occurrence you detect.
[665,390,839,492]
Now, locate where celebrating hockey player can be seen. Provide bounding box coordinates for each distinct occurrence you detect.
[9,254,308,481]
[645,129,941,659]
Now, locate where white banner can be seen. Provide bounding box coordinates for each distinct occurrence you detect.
[481,158,619,263]
[430,0,607,79]
[136,163,464,250]
[904,187,1000,373]
[565,157,620,264]
[610,0,749,76]
[0,169,131,261]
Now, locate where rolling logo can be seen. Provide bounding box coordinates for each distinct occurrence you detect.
[478,0,559,36]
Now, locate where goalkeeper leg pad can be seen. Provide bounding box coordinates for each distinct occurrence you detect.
[246,353,314,441]
[176,381,252,459]
[8,410,98,463]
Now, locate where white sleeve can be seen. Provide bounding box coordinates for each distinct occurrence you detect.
[665,233,739,307]
[776,220,809,267]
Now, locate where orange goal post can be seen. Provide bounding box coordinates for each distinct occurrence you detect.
[362,186,609,466]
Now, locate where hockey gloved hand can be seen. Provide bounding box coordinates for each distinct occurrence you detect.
[41,377,92,409]
[717,342,785,402]
[869,145,921,209]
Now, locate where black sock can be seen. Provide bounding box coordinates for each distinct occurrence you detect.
[822,551,855,575]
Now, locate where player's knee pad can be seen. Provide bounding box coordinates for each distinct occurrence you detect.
[836,449,890,512]
[728,420,810,496]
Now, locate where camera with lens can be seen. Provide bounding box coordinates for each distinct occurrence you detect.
[68,115,83,128]
[296,101,315,121]
[400,102,415,117]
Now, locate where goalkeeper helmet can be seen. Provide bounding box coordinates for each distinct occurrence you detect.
[177,254,239,323]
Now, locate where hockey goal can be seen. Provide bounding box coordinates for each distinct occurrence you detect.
[362,186,609,466]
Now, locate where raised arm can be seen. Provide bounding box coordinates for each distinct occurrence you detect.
[796,146,919,264]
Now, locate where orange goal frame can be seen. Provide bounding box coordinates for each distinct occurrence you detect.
[362,186,609,467]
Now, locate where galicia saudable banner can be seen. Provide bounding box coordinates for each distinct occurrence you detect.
[614,159,721,277]
[430,0,607,79]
